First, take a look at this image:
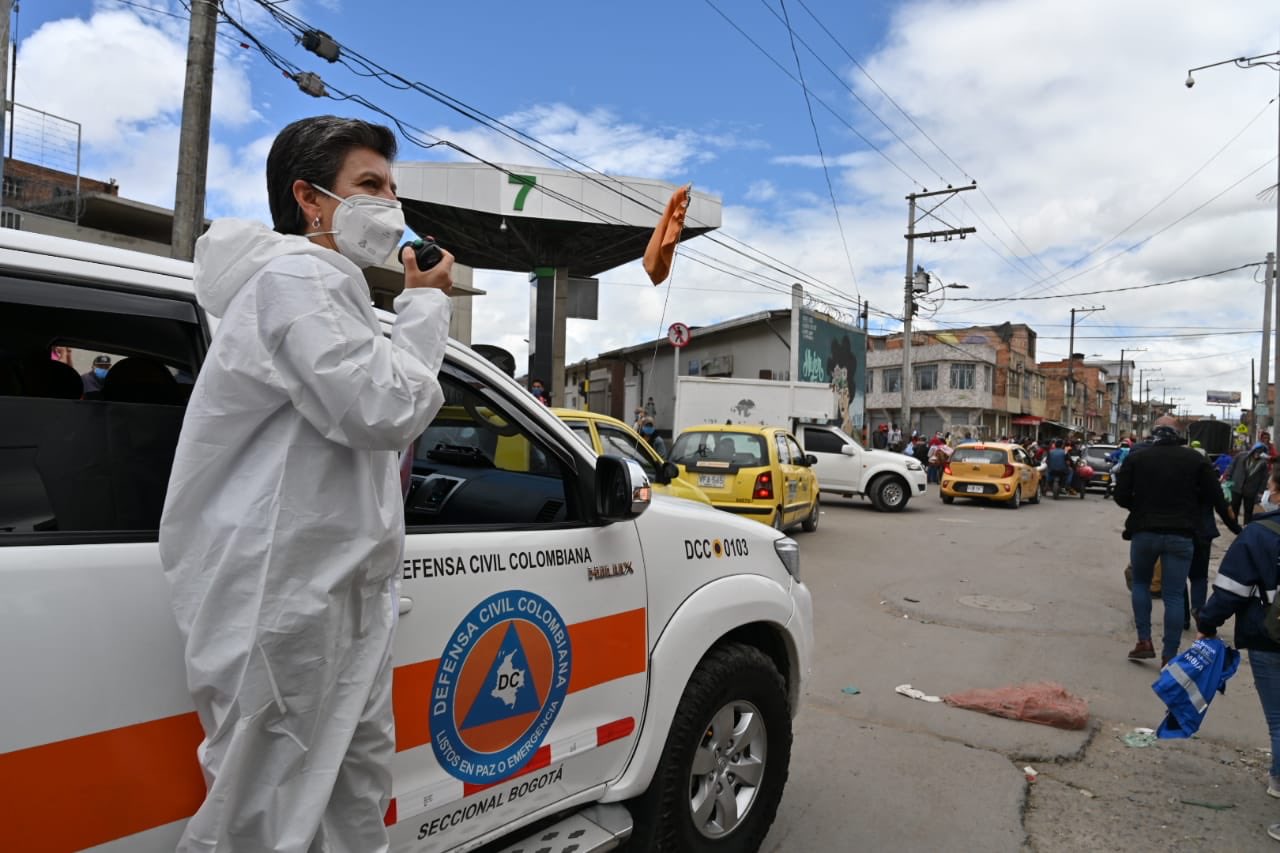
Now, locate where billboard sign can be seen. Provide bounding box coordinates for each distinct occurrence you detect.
[797,309,867,433]
[1206,390,1242,405]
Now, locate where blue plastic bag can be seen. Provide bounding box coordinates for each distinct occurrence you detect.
[1152,638,1240,739]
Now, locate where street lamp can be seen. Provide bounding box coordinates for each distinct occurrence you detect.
[1187,51,1280,436]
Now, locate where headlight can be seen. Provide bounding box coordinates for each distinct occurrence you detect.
[906,460,923,471]
[774,536,800,580]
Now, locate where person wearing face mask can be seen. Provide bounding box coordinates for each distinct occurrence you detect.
[159,116,453,853]
[639,417,667,457]
[80,354,111,395]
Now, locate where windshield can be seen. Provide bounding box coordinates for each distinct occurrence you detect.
[671,431,769,467]
[1084,446,1115,462]
[951,447,1009,465]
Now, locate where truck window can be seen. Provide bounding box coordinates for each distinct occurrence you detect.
[802,427,846,454]
[0,279,202,540]
[405,370,581,528]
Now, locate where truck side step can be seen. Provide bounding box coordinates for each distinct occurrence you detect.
[496,804,632,853]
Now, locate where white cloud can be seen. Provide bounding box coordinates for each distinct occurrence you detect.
[15,4,261,211]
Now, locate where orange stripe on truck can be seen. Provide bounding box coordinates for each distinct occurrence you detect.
[1,607,647,852]
[0,711,206,853]
[393,606,647,751]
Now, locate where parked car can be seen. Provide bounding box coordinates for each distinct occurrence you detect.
[940,442,1043,508]
[1081,444,1118,494]
[551,407,712,505]
[0,229,813,853]
[669,425,821,532]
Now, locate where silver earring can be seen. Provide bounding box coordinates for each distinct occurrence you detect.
[312,216,321,227]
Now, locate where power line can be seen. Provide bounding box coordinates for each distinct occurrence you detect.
[238,0,872,313]
[776,0,860,297]
[944,262,1261,303]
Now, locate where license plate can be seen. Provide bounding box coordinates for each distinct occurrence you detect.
[965,485,985,494]
[698,474,725,488]
[1100,473,1110,481]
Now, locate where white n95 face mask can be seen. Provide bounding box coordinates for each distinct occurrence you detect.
[1262,490,1279,513]
[308,183,406,268]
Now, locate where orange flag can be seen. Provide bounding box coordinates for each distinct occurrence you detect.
[643,184,691,285]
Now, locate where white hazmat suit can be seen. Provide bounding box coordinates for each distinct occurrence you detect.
[160,219,450,852]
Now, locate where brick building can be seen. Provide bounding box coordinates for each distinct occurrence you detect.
[1040,355,1112,439]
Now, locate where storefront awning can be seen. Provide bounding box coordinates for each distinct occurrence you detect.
[1011,415,1043,425]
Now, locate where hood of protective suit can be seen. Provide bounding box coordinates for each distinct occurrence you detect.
[194,218,362,318]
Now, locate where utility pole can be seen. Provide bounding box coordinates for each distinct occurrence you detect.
[1271,253,1279,435]
[901,183,976,434]
[171,0,219,261]
[0,0,12,214]
[1118,347,1146,439]
[1260,252,1275,439]
[1065,306,1105,436]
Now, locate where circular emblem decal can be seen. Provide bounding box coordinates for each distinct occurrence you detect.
[430,590,572,784]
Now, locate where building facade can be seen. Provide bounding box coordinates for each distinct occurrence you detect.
[864,323,1051,439]
[1040,356,1112,439]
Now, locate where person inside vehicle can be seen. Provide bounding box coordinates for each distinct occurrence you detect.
[81,354,111,396]
[159,115,454,852]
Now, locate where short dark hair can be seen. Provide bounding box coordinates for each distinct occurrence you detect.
[265,116,398,235]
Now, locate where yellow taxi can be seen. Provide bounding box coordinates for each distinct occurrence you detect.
[940,442,1042,509]
[668,424,820,532]
[551,408,712,505]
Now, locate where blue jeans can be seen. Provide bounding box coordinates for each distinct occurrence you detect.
[1130,532,1194,660]
[1250,649,1280,778]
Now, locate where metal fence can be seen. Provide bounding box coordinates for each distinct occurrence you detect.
[4,103,83,224]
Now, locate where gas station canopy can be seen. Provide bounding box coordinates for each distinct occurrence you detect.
[392,162,722,277]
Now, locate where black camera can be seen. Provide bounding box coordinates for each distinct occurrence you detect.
[400,238,443,272]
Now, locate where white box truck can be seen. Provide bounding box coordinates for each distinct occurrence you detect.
[674,376,928,511]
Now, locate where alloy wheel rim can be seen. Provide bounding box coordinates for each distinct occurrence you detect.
[688,699,768,839]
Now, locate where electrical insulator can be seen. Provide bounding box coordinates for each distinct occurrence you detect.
[301,30,341,63]
[294,72,327,98]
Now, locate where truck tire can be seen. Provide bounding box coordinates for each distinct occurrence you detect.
[625,643,791,853]
[801,499,819,532]
[870,474,909,513]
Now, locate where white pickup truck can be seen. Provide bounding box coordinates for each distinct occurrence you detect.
[0,230,813,853]
[674,376,927,512]
[792,422,929,512]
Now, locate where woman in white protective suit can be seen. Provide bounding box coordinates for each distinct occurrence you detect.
[159,116,454,853]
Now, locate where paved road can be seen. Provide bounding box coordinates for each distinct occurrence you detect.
[763,487,1278,852]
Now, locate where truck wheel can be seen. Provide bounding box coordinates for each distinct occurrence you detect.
[626,643,791,853]
[801,499,819,532]
[871,475,909,513]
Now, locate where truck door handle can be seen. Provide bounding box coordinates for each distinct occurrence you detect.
[399,596,414,616]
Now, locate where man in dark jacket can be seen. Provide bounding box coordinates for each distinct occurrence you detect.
[1197,466,1280,836]
[1114,424,1241,666]
[1227,442,1270,523]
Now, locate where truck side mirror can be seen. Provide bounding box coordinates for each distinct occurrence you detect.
[805,454,818,466]
[596,456,651,520]
[840,445,856,457]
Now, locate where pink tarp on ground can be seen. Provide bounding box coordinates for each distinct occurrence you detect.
[943,682,1089,731]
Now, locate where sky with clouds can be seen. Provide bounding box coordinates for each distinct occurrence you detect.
[14,0,1280,417]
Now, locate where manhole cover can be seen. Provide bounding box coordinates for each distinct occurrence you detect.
[958,594,1034,612]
